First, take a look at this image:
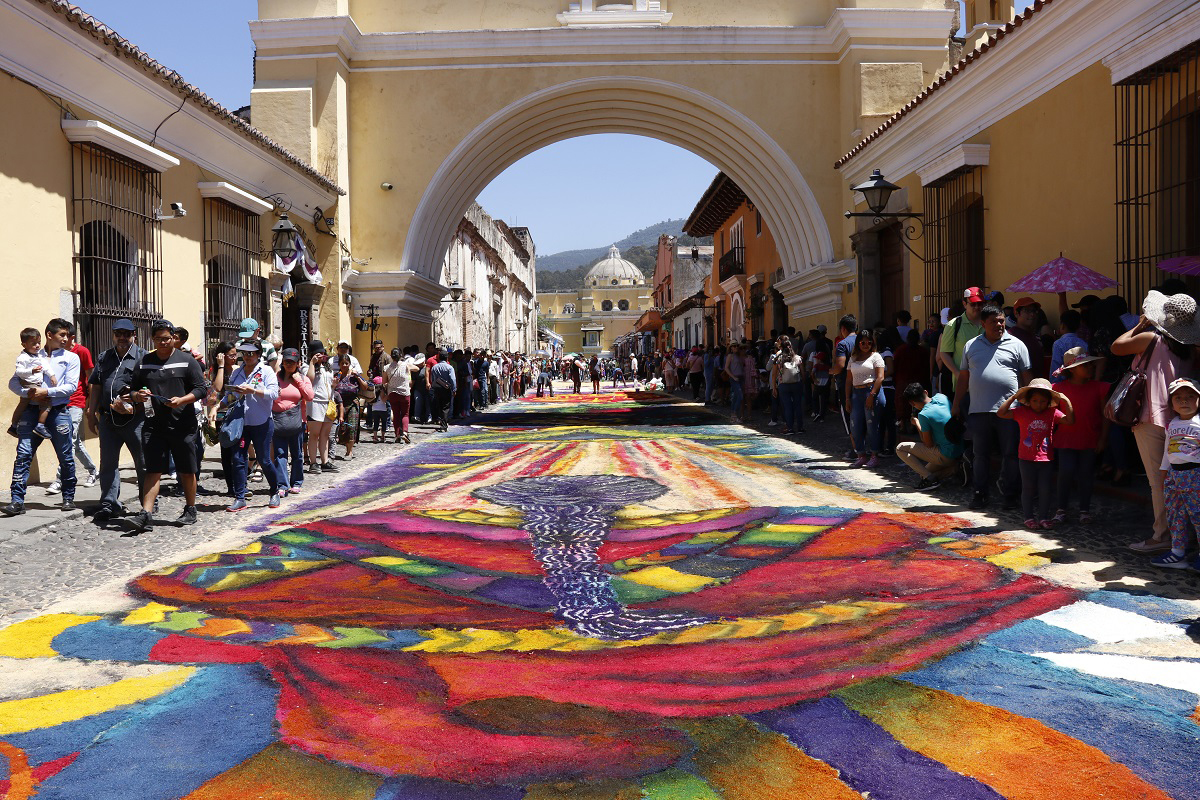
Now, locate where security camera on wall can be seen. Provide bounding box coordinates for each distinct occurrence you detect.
[169,202,186,217]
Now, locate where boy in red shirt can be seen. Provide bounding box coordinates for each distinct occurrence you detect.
[998,378,1074,530]
[1051,347,1110,524]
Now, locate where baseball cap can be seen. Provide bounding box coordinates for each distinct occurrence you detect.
[963,287,984,303]
[940,307,951,325]
[816,324,828,334]
[337,339,351,348]
[281,347,301,362]
[984,290,1004,304]
[1167,377,1200,396]
[111,318,136,332]
[238,318,259,338]
[1013,296,1040,311]
[235,340,262,353]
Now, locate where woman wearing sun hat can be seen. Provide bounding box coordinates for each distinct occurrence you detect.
[1111,288,1200,553]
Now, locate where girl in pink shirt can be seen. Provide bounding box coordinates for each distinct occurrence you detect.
[998,378,1074,530]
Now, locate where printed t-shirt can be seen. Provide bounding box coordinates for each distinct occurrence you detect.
[1054,380,1110,450]
[848,352,885,388]
[129,349,206,428]
[1161,415,1200,470]
[1012,405,1065,462]
[68,343,93,408]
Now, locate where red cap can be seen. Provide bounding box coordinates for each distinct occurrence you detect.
[963,287,984,303]
[1013,296,1040,310]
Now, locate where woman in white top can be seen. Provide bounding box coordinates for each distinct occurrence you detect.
[844,329,886,468]
[772,335,806,435]
[305,346,337,474]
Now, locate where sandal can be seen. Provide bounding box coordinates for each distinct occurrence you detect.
[1128,538,1172,554]
[1024,518,1039,530]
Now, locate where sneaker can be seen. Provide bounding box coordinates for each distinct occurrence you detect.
[226,500,249,513]
[45,479,61,495]
[767,420,779,427]
[1129,538,1172,554]
[127,510,151,533]
[269,493,281,509]
[83,471,99,488]
[1151,551,1192,569]
[968,492,988,511]
[852,454,870,468]
[1078,512,1093,525]
[844,450,859,462]
[61,500,77,512]
[176,505,197,526]
[320,462,338,472]
[1052,509,1067,525]
[2,502,25,516]
[863,455,879,469]
[249,467,263,483]
[1024,518,1039,530]
[916,476,942,490]
[288,486,301,495]
[92,507,112,524]
[33,423,51,439]
[308,463,321,475]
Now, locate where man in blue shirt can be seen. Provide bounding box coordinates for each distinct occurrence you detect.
[1050,309,1088,380]
[4,318,80,515]
[898,384,964,489]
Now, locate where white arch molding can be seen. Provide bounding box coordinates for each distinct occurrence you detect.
[402,76,837,294]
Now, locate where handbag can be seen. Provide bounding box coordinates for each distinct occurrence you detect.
[273,404,303,437]
[217,399,245,449]
[1104,334,1158,427]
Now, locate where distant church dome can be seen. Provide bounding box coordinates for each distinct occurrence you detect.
[586,245,645,287]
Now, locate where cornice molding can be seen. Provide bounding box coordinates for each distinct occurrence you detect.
[775,260,855,318]
[198,181,273,214]
[839,0,1194,185]
[61,119,179,172]
[917,143,990,186]
[1102,1,1200,84]
[250,8,953,65]
[342,269,452,317]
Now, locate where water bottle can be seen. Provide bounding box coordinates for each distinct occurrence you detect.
[143,396,155,418]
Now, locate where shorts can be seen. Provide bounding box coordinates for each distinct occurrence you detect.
[142,424,202,474]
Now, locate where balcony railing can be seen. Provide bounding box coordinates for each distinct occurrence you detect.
[718,246,745,283]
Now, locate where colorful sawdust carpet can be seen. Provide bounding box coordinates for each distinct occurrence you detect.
[0,390,1197,799]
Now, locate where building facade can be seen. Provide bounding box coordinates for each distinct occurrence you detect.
[829,0,1200,337]
[0,0,341,470]
[538,246,652,357]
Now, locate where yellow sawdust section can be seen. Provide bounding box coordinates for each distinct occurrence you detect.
[0,667,196,735]
[672,437,901,513]
[680,715,862,799]
[406,600,906,654]
[121,602,179,626]
[523,779,644,800]
[0,614,101,658]
[619,566,724,592]
[183,743,383,799]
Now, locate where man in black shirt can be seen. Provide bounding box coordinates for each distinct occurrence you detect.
[85,318,147,524]
[120,320,206,532]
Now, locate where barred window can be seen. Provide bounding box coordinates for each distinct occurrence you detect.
[71,143,163,352]
[1116,42,1200,304]
[921,166,985,314]
[203,198,267,356]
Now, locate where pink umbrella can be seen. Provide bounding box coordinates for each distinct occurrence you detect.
[1157,255,1200,276]
[1005,254,1119,293]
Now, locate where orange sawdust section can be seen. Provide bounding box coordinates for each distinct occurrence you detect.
[678,716,860,799]
[836,679,1173,800]
[523,779,644,799]
[183,743,383,799]
[0,741,35,800]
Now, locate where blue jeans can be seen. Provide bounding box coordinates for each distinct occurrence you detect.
[97,413,145,512]
[729,378,744,415]
[55,405,97,481]
[778,381,805,431]
[412,386,431,424]
[274,432,304,492]
[232,420,279,499]
[967,412,1020,499]
[1056,447,1096,513]
[850,387,881,455]
[10,405,75,504]
[703,370,717,403]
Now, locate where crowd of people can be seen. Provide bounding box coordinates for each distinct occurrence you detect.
[641,283,1200,570]
[3,315,544,533]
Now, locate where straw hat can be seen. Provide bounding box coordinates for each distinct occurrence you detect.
[1142,290,1200,344]
[1013,378,1058,407]
[1060,346,1102,371]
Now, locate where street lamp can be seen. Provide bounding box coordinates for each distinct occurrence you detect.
[270,212,298,260]
[432,280,468,322]
[844,168,925,261]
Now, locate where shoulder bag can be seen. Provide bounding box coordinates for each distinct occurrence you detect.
[273,403,304,438]
[217,399,245,448]
[1104,334,1158,427]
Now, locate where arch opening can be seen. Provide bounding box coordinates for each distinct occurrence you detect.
[404,76,835,291]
